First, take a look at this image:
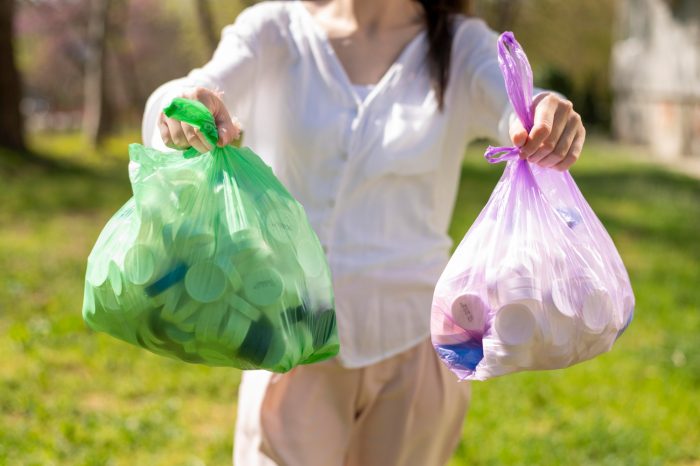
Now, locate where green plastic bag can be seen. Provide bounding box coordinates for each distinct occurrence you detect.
[82,98,339,371]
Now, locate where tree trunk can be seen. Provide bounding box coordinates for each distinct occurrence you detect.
[83,0,113,148]
[0,0,26,152]
[195,0,218,55]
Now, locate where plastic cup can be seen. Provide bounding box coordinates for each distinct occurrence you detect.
[215,257,243,292]
[174,221,216,262]
[450,293,488,332]
[185,261,227,303]
[494,303,536,346]
[124,244,157,285]
[244,267,284,307]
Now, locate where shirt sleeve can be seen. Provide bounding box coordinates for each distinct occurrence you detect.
[141,6,264,150]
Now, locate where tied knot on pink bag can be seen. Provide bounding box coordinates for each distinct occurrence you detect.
[430,32,635,382]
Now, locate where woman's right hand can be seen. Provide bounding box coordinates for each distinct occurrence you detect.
[158,86,241,152]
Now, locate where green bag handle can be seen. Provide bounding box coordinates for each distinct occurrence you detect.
[163,97,220,158]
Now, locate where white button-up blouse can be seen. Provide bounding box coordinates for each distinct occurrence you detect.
[142,0,516,367]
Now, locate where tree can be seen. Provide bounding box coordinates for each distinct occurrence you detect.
[83,0,113,148]
[0,0,26,152]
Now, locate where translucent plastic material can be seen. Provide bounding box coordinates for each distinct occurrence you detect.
[83,98,339,372]
[431,33,634,381]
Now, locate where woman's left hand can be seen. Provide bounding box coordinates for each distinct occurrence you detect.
[509,92,586,171]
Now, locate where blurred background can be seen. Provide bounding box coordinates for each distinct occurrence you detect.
[1,0,698,465]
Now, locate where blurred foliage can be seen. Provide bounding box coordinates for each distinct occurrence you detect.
[1,134,699,464]
[14,0,616,132]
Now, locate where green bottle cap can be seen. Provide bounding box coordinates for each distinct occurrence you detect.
[295,238,325,278]
[226,294,262,321]
[108,261,123,296]
[266,208,299,243]
[88,259,109,288]
[124,244,157,285]
[185,261,227,303]
[244,267,284,307]
[221,310,252,350]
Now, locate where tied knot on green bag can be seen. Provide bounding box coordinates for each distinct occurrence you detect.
[163,98,221,158]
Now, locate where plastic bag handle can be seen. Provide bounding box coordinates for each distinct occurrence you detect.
[163,97,220,158]
[484,32,535,164]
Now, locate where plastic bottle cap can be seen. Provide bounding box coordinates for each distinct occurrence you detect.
[88,260,109,288]
[450,293,487,331]
[494,303,536,346]
[581,289,612,333]
[215,258,243,292]
[295,238,325,278]
[227,294,262,321]
[497,276,542,305]
[185,261,227,303]
[108,261,123,296]
[222,310,252,349]
[244,268,284,307]
[124,244,157,285]
[543,298,576,346]
[550,278,578,318]
[266,209,298,243]
[195,300,227,342]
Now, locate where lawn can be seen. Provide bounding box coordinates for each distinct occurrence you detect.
[1,134,698,465]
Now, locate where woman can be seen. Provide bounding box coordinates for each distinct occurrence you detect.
[142,0,585,464]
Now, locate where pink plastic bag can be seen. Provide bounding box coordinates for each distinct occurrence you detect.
[431,32,634,381]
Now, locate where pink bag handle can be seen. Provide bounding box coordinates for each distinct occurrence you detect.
[484,32,535,164]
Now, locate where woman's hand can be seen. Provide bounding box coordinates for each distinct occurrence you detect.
[158,87,241,152]
[509,92,586,171]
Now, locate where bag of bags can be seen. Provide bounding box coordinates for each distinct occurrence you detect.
[82,98,339,372]
[431,32,634,381]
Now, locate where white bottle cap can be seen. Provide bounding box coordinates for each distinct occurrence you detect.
[497,276,541,306]
[185,261,227,303]
[88,259,109,288]
[581,289,613,333]
[494,303,536,346]
[450,293,487,332]
[295,238,325,278]
[550,278,578,318]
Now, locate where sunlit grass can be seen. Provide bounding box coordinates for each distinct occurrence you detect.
[1,134,698,465]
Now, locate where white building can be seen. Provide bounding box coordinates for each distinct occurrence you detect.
[612,0,700,159]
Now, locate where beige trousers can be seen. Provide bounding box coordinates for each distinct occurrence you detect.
[233,338,471,466]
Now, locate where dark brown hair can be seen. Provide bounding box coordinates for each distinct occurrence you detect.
[414,0,470,109]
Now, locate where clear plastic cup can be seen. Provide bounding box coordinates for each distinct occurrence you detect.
[185,260,227,303]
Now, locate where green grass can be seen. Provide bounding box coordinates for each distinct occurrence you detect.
[1,134,698,465]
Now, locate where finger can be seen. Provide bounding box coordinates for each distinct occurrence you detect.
[509,117,528,156]
[527,102,573,163]
[194,129,214,152]
[214,111,241,147]
[158,113,173,147]
[182,122,210,153]
[164,117,189,149]
[521,95,558,158]
[554,128,585,172]
[534,114,579,168]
